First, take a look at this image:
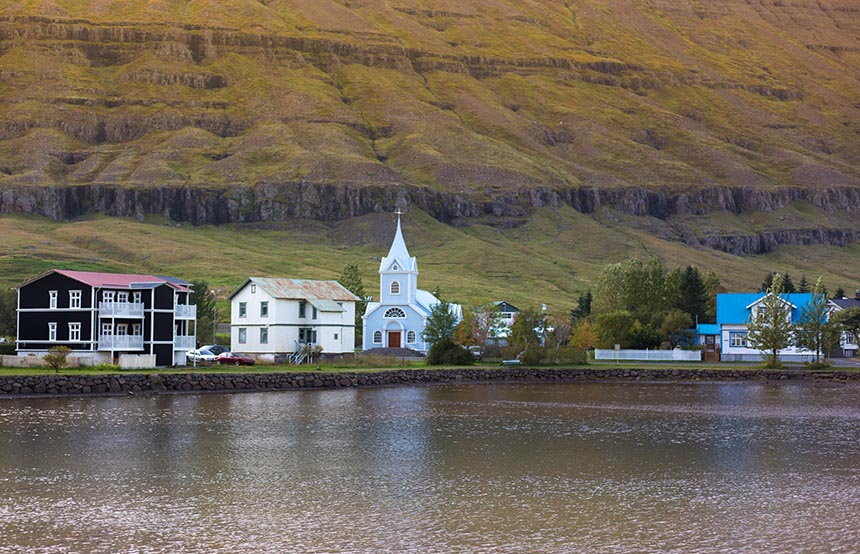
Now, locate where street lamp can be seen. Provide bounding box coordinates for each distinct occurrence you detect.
[211,289,221,345]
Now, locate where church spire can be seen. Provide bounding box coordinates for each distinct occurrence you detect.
[380,210,416,272]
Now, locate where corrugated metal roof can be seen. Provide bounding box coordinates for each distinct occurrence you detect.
[231,277,357,305]
[717,292,813,325]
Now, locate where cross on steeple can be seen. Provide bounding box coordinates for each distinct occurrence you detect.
[394,208,403,217]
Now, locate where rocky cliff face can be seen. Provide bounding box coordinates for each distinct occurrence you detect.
[1,1,859,254]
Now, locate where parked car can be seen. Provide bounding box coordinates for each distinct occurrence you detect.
[201,344,229,355]
[215,352,255,366]
[186,348,217,364]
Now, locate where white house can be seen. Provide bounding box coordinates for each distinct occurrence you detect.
[362,213,462,353]
[228,277,357,362]
[827,294,860,357]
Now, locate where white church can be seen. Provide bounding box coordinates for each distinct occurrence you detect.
[362,212,462,353]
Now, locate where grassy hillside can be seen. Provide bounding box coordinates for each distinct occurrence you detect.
[2,210,858,313]
[0,0,858,191]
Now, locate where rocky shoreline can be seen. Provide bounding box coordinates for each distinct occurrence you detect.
[1,367,857,398]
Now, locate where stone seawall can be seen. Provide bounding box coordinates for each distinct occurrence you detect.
[1,367,858,397]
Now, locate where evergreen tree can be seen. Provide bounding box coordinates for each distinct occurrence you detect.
[675,266,708,323]
[834,287,846,299]
[795,278,839,364]
[797,275,811,293]
[0,288,16,338]
[338,263,368,344]
[747,275,794,368]
[570,291,592,322]
[782,273,796,293]
[761,272,796,294]
[190,280,216,344]
[422,300,458,345]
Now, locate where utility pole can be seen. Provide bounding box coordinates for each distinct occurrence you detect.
[211,289,221,345]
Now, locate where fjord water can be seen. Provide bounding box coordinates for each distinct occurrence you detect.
[1,383,858,553]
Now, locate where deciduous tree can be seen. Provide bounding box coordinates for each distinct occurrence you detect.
[795,278,839,363]
[747,275,794,368]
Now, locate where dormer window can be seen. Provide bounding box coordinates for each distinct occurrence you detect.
[390,281,400,295]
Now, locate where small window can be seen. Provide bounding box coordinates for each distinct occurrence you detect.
[299,301,306,318]
[261,301,269,318]
[392,264,399,271]
[69,290,81,309]
[384,307,406,318]
[48,322,57,341]
[312,306,318,320]
[334,333,339,340]
[103,291,115,303]
[239,302,247,318]
[117,292,128,303]
[373,330,382,344]
[260,328,268,344]
[390,281,400,295]
[729,332,747,348]
[49,291,58,309]
[101,323,113,336]
[238,328,247,344]
[251,283,256,294]
[132,323,141,336]
[407,330,416,343]
[69,322,81,342]
[133,292,142,304]
[116,324,128,336]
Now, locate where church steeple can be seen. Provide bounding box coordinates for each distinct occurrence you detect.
[379,210,417,273]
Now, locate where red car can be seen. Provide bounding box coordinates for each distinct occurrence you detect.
[215,352,256,366]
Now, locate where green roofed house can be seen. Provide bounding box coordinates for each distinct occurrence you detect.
[228,277,358,363]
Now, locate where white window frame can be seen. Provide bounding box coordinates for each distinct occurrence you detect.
[133,292,142,304]
[101,323,113,336]
[103,291,115,303]
[312,306,318,320]
[384,307,407,318]
[132,323,142,336]
[260,301,268,318]
[117,292,128,303]
[69,322,81,342]
[251,284,256,294]
[390,281,400,295]
[239,302,247,318]
[260,327,268,344]
[729,332,747,348]
[406,330,416,343]
[238,328,247,344]
[373,330,383,344]
[48,322,57,341]
[299,301,306,318]
[49,290,58,309]
[69,290,81,309]
[116,324,128,336]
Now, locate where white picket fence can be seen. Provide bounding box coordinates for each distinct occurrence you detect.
[119,354,157,370]
[595,349,702,362]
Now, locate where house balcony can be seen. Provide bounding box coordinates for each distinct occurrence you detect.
[98,334,144,351]
[175,304,197,319]
[174,335,195,350]
[99,302,144,318]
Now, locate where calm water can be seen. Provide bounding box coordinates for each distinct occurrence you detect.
[1,382,859,553]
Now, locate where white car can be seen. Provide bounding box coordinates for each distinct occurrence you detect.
[186,348,216,364]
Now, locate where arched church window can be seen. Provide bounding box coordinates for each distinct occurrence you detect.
[390,281,400,295]
[373,330,382,343]
[406,330,416,343]
[384,307,406,318]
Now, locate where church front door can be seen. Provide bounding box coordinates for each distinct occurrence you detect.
[388,331,401,348]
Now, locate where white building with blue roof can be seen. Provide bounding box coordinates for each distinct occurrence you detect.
[362,213,462,353]
[700,292,817,362]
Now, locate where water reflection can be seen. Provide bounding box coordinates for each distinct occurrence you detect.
[1,382,859,553]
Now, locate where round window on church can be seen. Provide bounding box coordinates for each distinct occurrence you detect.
[384,307,406,318]
[392,264,398,271]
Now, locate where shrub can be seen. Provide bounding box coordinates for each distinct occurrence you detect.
[519,345,547,366]
[804,361,830,370]
[426,339,473,365]
[44,346,71,372]
[0,341,15,356]
[552,346,587,365]
[481,344,503,361]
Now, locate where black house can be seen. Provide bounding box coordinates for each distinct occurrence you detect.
[16,270,197,367]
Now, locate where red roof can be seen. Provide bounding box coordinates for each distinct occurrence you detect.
[21,270,192,292]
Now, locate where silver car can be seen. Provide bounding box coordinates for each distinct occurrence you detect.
[186,348,216,364]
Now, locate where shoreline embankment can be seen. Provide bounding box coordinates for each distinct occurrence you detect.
[1,366,858,398]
